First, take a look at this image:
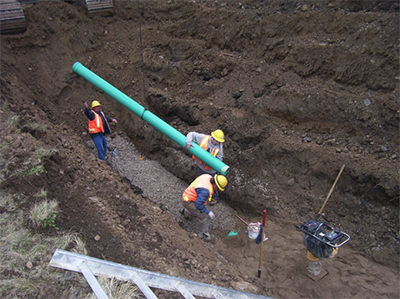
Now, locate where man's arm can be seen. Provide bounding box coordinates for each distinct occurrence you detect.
[185,132,206,150]
[216,145,223,161]
[84,108,95,120]
[194,188,211,214]
[106,116,117,123]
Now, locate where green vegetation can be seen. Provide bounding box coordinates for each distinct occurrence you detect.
[28,147,57,165]
[24,147,57,176]
[34,189,47,198]
[2,112,56,178]
[0,110,92,298]
[85,276,142,299]
[0,192,90,298]
[6,114,20,127]
[0,107,142,298]
[0,191,20,212]
[29,199,59,230]
[26,165,47,176]
[43,213,59,230]
[1,191,141,298]
[23,122,47,134]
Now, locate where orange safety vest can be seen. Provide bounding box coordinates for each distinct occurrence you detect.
[88,111,104,134]
[192,136,220,170]
[183,174,214,203]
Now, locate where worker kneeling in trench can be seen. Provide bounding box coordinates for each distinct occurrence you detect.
[181,174,228,241]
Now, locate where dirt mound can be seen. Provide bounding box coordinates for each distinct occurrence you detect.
[0,1,399,298]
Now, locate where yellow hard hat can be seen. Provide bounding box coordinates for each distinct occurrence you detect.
[211,129,225,143]
[214,174,228,191]
[91,100,101,108]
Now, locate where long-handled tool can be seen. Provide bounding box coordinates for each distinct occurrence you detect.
[234,214,249,226]
[316,164,345,220]
[296,164,350,278]
[258,209,267,278]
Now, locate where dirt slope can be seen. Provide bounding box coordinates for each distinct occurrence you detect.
[0,1,399,298]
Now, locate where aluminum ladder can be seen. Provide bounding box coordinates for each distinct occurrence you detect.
[50,249,276,299]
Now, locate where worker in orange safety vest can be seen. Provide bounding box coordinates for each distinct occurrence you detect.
[185,130,225,205]
[84,100,117,160]
[185,130,225,177]
[181,174,228,241]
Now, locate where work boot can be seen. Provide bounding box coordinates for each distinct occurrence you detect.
[198,232,211,241]
[307,261,322,276]
[209,199,217,206]
[180,208,191,219]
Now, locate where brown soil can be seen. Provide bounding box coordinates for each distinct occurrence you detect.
[0,1,399,298]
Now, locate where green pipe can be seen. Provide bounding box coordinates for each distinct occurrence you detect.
[72,62,230,176]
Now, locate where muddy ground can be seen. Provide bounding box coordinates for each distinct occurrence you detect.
[0,0,399,298]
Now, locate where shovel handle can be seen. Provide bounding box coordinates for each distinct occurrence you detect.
[234,214,249,226]
[317,164,345,219]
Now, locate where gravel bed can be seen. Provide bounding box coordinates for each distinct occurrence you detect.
[107,134,238,239]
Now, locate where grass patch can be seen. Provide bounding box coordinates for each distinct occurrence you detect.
[0,192,21,212]
[0,192,92,298]
[24,147,57,176]
[34,189,47,198]
[27,147,57,166]
[29,199,59,230]
[26,165,47,176]
[85,276,143,299]
[23,122,47,134]
[6,115,20,127]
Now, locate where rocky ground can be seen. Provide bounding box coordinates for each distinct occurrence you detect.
[0,0,399,298]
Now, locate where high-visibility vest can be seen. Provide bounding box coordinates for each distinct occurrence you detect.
[88,111,104,134]
[192,136,220,170]
[183,174,214,203]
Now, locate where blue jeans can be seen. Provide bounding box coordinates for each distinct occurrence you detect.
[91,133,107,160]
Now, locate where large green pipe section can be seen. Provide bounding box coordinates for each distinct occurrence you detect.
[72,62,230,176]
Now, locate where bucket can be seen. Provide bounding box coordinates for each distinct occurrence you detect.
[247,222,260,239]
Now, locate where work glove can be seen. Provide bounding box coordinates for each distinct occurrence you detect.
[208,211,215,220]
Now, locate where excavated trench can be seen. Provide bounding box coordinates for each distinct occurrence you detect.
[107,89,399,258]
[1,0,398,281]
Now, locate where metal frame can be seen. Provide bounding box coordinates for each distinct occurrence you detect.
[50,249,277,299]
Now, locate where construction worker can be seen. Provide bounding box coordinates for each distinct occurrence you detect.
[185,130,225,177]
[181,174,228,240]
[185,130,225,204]
[83,100,117,161]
